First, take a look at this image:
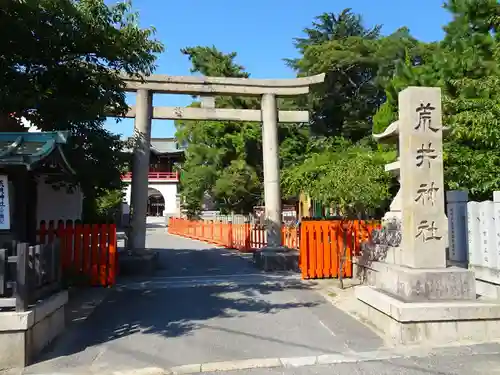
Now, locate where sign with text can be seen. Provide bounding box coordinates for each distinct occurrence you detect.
[399,87,447,268]
[0,175,11,230]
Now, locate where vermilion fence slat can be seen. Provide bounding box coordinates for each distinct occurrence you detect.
[90,224,100,286]
[300,223,308,279]
[74,224,82,274]
[99,225,109,286]
[320,222,329,278]
[65,220,74,274]
[108,224,117,286]
[36,220,118,287]
[82,224,91,278]
[310,223,317,278]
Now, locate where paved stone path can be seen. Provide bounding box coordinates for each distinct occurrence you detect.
[22,227,500,375]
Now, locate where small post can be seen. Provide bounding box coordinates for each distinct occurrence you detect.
[54,238,62,286]
[467,201,481,267]
[494,191,500,271]
[0,249,6,296]
[446,190,469,265]
[228,217,233,248]
[244,219,251,251]
[15,243,29,312]
[33,244,41,288]
[50,240,57,284]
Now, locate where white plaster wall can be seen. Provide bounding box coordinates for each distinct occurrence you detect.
[36,180,83,224]
[149,183,178,215]
[120,183,132,227]
[123,183,132,206]
[121,182,179,216]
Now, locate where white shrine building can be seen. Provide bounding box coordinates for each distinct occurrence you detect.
[122,137,184,218]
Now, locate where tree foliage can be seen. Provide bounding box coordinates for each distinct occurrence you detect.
[177,9,429,216]
[0,0,163,219]
[373,0,500,200]
[181,2,500,213]
[176,47,263,216]
[95,1,500,217]
[278,9,422,213]
[287,9,423,142]
[95,189,124,222]
[282,139,394,215]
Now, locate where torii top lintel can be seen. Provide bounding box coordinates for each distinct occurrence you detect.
[121,73,326,96]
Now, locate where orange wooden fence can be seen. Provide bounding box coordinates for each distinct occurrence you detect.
[299,220,379,279]
[169,217,379,280]
[168,217,298,251]
[37,220,118,287]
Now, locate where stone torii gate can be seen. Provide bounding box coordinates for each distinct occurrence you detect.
[120,73,325,250]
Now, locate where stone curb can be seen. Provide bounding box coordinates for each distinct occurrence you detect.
[112,368,169,375]
[22,346,500,375]
[169,350,403,374]
[24,352,400,375]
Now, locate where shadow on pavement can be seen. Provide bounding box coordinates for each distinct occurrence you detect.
[35,278,322,364]
[34,241,344,368]
[145,246,267,278]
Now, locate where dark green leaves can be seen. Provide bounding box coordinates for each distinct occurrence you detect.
[1,0,163,220]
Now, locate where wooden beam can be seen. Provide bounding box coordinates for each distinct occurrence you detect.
[121,73,325,96]
[121,106,309,123]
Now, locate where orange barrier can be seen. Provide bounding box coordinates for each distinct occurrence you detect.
[168,217,379,280]
[299,220,380,279]
[168,217,298,251]
[38,220,118,287]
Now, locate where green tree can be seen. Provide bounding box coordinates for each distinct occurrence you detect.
[282,138,394,216]
[0,0,163,219]
[373,0,500,200]
[279,9,424,215]
[176,46,263,216]
[287,9,423,143]
[95,189,125,222]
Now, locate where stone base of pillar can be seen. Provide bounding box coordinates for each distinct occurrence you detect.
[356,261,476,302]
[118,248,160,276]
[253,246,299,272]
[355,285,500,345]
[353,260,500,345]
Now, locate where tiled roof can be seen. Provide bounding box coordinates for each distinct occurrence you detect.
[122,137,185,155]
[0,131,74,173]
[151,138,182,153]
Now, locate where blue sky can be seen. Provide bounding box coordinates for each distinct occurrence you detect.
[105,0,451,138]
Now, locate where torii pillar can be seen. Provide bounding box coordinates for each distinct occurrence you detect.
[261,94,281,247]
[129,89,152,250]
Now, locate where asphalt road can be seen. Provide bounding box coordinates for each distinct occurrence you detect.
[23,227,500,375]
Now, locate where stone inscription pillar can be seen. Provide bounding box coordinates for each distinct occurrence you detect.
[399,87,447,268]
[129,89,153,250]
[261,93,282,247]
